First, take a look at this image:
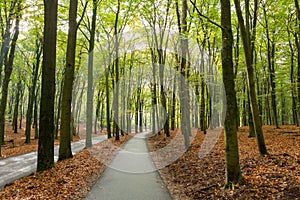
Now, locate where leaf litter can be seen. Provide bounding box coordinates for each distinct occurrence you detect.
[146,125,300,199]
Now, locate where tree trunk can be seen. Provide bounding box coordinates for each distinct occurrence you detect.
[13,81,21,133]
[59,0,79,160]
[55,79,63,139]
[179,0,191,148]
[34,87,39,139]
[234,0,268,155]
[263,6,279,129]
[113,0,121,141]
[288,24,298,125]
[37,0,58,172]
[0,4,20,150]
[94,90,101,134]
[105,65,111,138]
[294,0,300,128]
[221,0,243,187]
[25,38,42,143]
[86,0,97,147]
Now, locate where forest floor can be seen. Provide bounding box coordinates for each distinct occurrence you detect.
[1,124,300,199]
[146,125,300,199]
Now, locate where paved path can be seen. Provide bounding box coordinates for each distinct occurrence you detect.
[0,135,107,188]
[85,132,172,200]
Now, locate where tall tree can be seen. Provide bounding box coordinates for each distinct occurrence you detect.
[294,0,300,129]
[0,0,21,155]
[178,0,191,148]
[12,80,22,133]
[86,0,98,147]
[113,0,121,140]
[25,37,42,143]
[220,0,242,187]
[263,4,279,129]
[234,0,268,155]
[58,0,81,160]
[37,0,58,171]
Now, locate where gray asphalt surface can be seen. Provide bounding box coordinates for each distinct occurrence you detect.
[0,135,107,188]
[85,132,172,200]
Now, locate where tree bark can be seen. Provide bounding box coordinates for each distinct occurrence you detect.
[86,0,97,147]
[0,3,20,151]
[59,0,79,160]
[294,0,300,128]
[234,0,268,155]
[37,0,58,171]
[25,38,42,143]
[12,81,21,133]
[263,5,279,128]
[220,0,243,187]
[179,0,191,148]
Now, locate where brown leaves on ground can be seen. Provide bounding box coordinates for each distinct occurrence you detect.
[0,134,132,199]
[147,125,300,200]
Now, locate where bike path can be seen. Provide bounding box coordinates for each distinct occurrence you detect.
[0,135,107,188]
[85,132,171,200]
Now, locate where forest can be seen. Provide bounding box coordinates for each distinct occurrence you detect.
[0,0,300,199]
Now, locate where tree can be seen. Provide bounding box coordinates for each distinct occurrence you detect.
[0,0,21,156]
[113,0,121,140]
[294,0,300,129]
[85,0,97,148]
[25,37,42,143]
[37,0,58,172]
[58,0,81,160]
[234,0,268,155]
[178,0,191,148]
[220,0,243,188]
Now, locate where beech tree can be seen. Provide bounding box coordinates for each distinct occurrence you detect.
[37,0,58,172]
[234,0,268,155]
[220,0,242,187]
[58,0,81,160]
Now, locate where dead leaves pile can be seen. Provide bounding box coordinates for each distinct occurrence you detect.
[0,134,132,199]
[147,126,300,199]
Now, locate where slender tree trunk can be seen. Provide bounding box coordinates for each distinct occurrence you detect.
[34,87,39,139]
[25,39,42,143]
[113,0,121,141]
[248,93,255,137]
[178,0,191,148]
[59,0,79,160]
[263,6,279,128]
[86,0,97,147]
[94,90,101,134]
[13,81,21,133]
[294,0,300,128]
[200,75,206,134]
[0,5,20,149]
[151,51,158,134]
[288,26,298,125]
[55,79,63,139]
[234,0,268,155]
[37,0,58,171]
[221,0,242,188]
[139,100,143,132]
[19,87,24,130]
[105,65,111,138]
[171,75,176,130]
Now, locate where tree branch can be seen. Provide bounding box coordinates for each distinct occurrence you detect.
[77,0,89,29]
[189,0,224,30]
